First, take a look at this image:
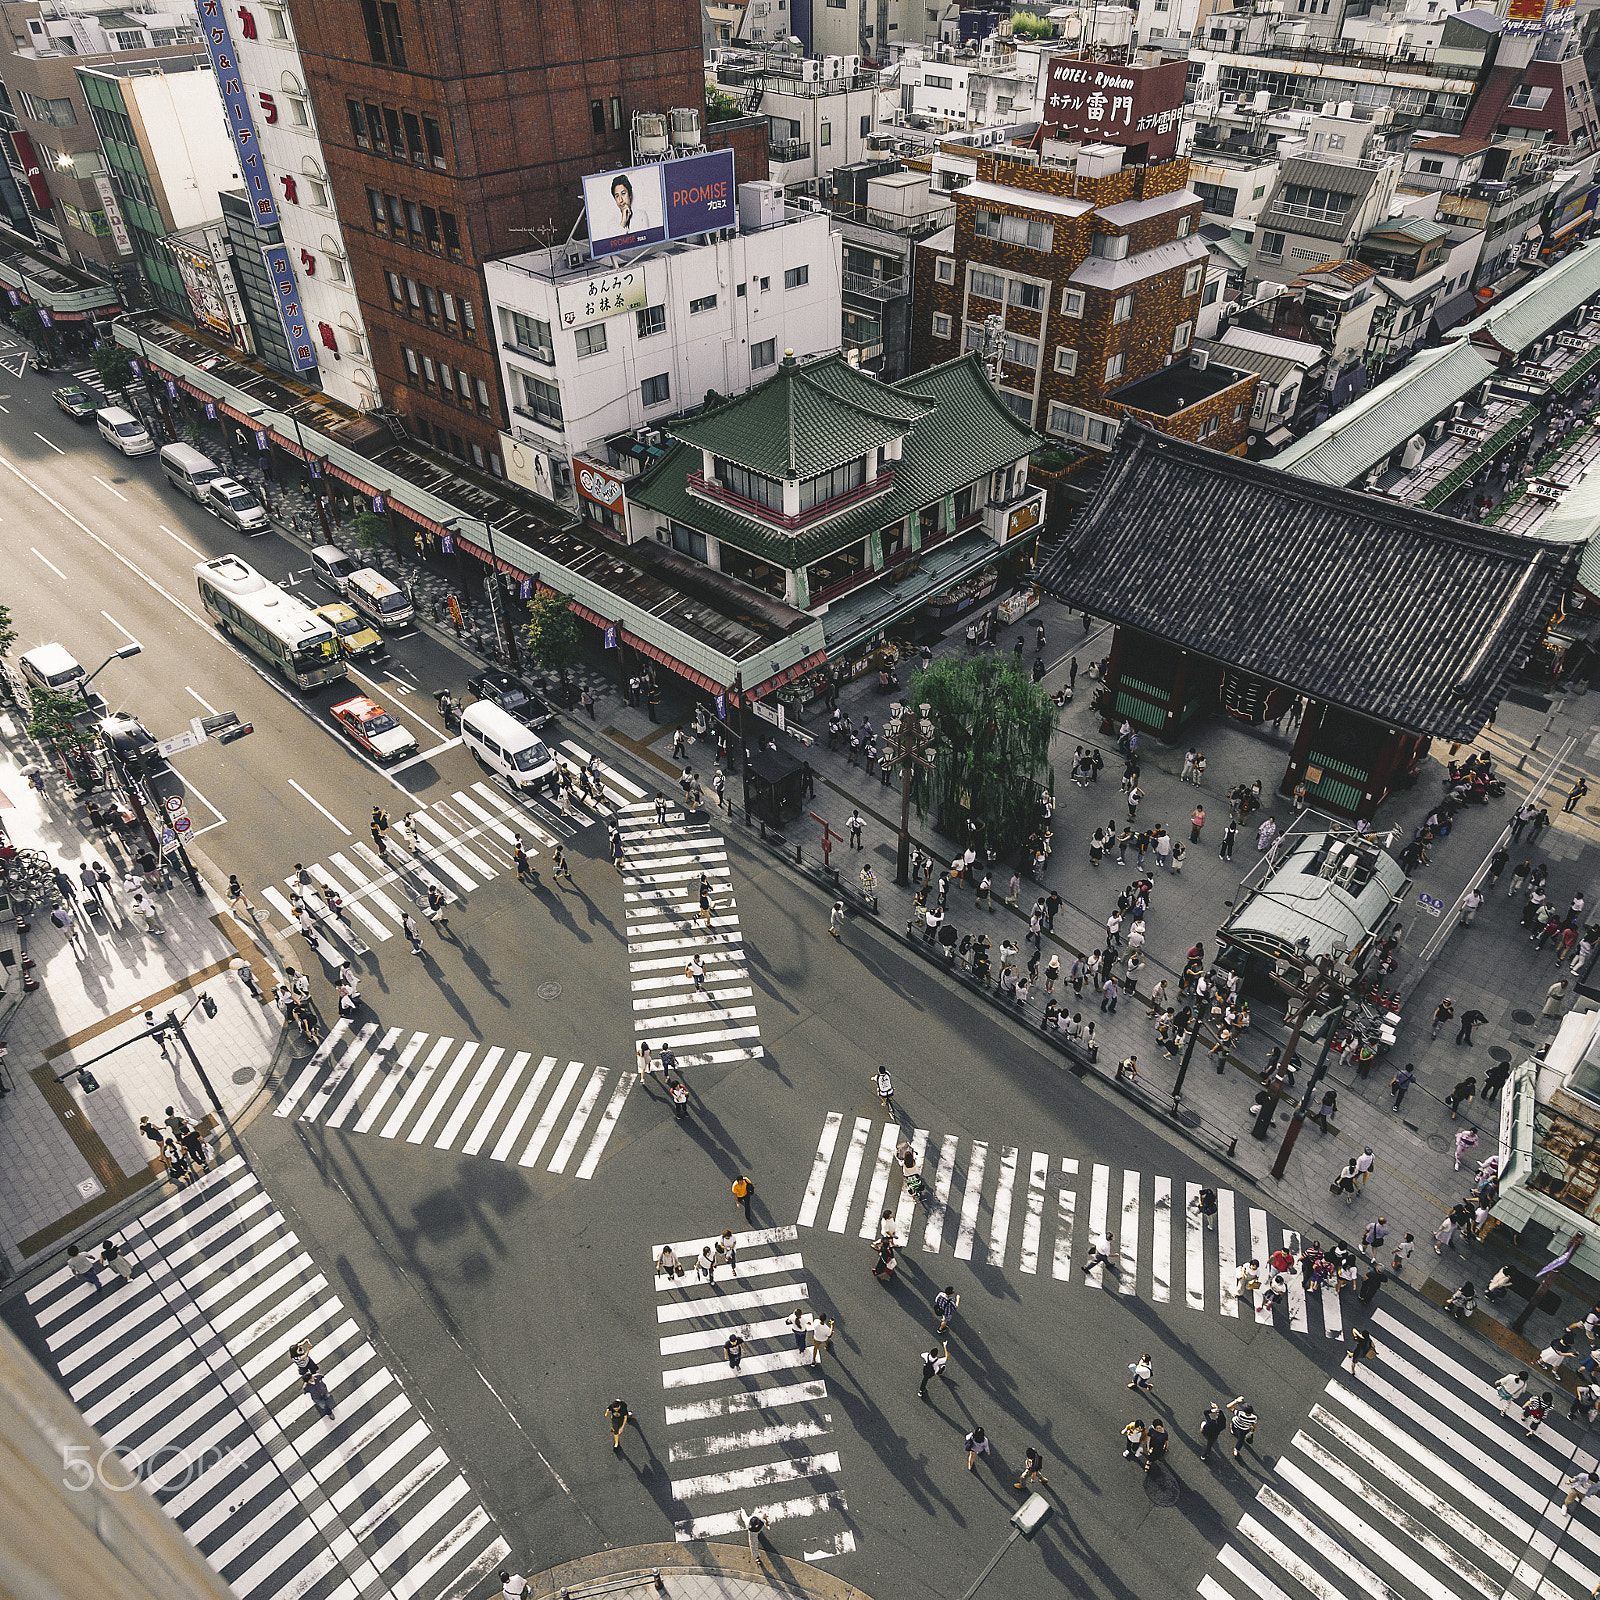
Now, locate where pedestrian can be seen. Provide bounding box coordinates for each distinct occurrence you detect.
[370,805,389,847]
[1310,1086,1336,1131]
[1545,978,1570,1022]
[1190,805,1205,842]
[1455,1008,1487,1045]
[1565,777,1590,814]
[1127,1353,1155,1395]
[656,1245,684,1279]
[1431,998,1455,1039]
[1389,1064,1415,1111]
[403,912,423,954]
[1345,1324,1378,1372]
[732,1173,753,1220]
[1563,1471,1600,1512]
[1332,1158,1358,1205]
[1082,1230,1118,1278]
[1522,1392,1554,1438]
[1361,1218,1388,1257]
[1454,1127,1478,1169]
[786,1307,812,1348]
[1226,1397,1258,1459]
[1356,1267,1384,1305]
[304,1370,336,1418]
[724,1331,746,1371]
[1218,821,1236,861]
[1143,1418,1168,1473]
[67,1244,101,1291]
[99,1238,134,1283]
[1355,1147,1374,1186]
[1122,1419,1146,1461]
[1198,1402,1225,1462]
[829,901,844,941]
[808,1315,833,1368]
[918,1339,949,1398]
[1495,1369,1529,1416]
[1481,1059,1512,1103]
[1447,1076,1477,1118]
[1014,1445,1048,1490]
[1101,976,1119,1014]
[1433,1214,1458,1253]
[1508,859,1531,899]
[848,808,864,850]
[738,1509,767,1569]
[934,1285,960,1331]
[965,1426,992,1472]
[606,1397,630,1451]
[714,1230,739,1278]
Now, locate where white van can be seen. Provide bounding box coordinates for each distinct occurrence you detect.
[96,406,155,457]
[159,442,225,503]
[460,700,556,792]
[346,567,415,630]
[18,641,86,694]
[310,544,358,596]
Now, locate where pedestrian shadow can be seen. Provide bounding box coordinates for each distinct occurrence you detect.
[456,942,509,1010]
[541,884,596,945]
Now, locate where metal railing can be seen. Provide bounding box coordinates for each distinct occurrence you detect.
[842,268,908,300]
[769,138,811,161]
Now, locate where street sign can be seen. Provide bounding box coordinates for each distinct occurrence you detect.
[164,795,185,813]
[160,826,177,851]
[157,730,204,759]
[1417,892,1445,918]
[172,815,191,834]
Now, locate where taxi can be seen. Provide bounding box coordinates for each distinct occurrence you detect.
[329,694,418,763]
[315,601,386,661]
[53,384,96,420]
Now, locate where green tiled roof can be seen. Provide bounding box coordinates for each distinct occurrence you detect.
[633,352,1044,567]
[1364,215,1449,245]
[668,351,936,479]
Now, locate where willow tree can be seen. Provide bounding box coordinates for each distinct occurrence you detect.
[909,652,1056,860]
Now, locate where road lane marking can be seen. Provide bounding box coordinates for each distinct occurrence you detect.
[857,1123,898,1239]
[91,473,126,498]
[953,1141,986,1262]
[161,523,204,556]
[1052,1158,1077,1280]
[825,1118,869,1235]
[186,685,219,714]
[390,738,460,774]
[1120,1169,1140,1295]
[987,1145,1018,1267]
[287,779,352,835]
[35,430,64,453]
[30,546,67,579]
[100,610,140,646]
[1152,1174,1171,1304]
[348,664,436,731]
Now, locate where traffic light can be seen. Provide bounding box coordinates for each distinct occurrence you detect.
[217,722,254,744]
[77,1068,100,1093]
[200,992,217,1019]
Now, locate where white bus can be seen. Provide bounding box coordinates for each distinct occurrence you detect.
[195,555,347,690]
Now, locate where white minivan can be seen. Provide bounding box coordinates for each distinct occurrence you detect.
[460,700,557,792]
[96,406,155,457]
[159,442,225,503]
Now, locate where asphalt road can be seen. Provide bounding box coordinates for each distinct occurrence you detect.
[0,348,1527,1600]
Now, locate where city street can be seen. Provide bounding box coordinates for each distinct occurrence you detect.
[3,341,1599,1600]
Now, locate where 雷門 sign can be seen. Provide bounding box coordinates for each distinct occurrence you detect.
[1043,58,1188,162]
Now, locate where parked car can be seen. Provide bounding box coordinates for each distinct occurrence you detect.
[52,384,95,420]
[467,669,556,731]
[99,712,167,776]
[203,476,268,532]
[329,694,418,763]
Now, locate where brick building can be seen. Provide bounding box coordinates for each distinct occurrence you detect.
[1102,353,1257,455]
[909,144,1209,454]
[283,0,764,475]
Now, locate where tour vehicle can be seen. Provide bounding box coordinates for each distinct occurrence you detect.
[194,555,346,689]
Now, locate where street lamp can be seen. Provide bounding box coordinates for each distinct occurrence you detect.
[886,699,939,886]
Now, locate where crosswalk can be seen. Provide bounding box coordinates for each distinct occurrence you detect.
[650,1224,855,1561]
[1200,1302,1600,1600]
[272,1021,634,1180]
[797,1113,1357,1338]
[621,807,765,1071]
[259,741,649,964]
[25,1157,508,1600]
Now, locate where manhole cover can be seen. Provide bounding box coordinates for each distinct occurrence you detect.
[1144,1468,1180,1507]
[538,982,563,1001]
[1511,1009,1536,1025]
[1427,1133,1451,1154]
[1488,1046,1513,1062]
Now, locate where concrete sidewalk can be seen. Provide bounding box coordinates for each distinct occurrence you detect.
[568,582,1600,1355]
[525,1540,875,1600]
[0,723,279,1276]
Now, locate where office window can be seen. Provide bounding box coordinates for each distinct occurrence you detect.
[403,346,418,375]
[265,4,289,37]
[970,269,1004,302]
[637,304,667,337]
[386,271,404,307]
[933,312,951,338]
[369,187,386,229]
[359,0,387,55]
[641,372,671,406]
[1183,265,1203,297]
[423,285,440,321]
[689,293,718,314]
[715,458,783,509]
[325,254,346,282]
[441,212,462,259]
[461,297,475,334]
[423,115,446,168]
[1054,345,1077,374]
[306,178,329,209]
[1104,352,1124,382]
[820,121,831,146]
[449,432,465,459]
[591,100,605,135]
[405,277,421,310]
[1008,280,1043,311]
[347,99,369,147]
[442,292,458,327]
[1001,335,1037,368]
[997,390,1032,422]
[1253,184,1267,199]
[936,257,954,284]
[1113,294,1132,324]
[1172,320,1192,353]
[386,192,404,231]
[1062,288,1084,317]
[575,325,608,357]
[758,276,769,291]
[287,96,310,127]
[438,363,454,394]
[784,264,809,289]
[519,372,563,429]
[475,377,491,414]
[471,443,486,469]
[422,205,441,251]
[366,101,385,151]
[1232,403,1244,421]
[508,310,553,361]
[402,111,425,162]
[383,106,403,152]
[752,338,776,367]
[421,356,436,384]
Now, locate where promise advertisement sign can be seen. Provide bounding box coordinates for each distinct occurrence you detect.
[583,149,737,260]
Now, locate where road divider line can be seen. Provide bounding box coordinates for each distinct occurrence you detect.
[348,665,438,732]
[91,474,127,499]
[161,524,204,556]
[30,546,67,580]
[287,779,352,836]
[34,431,64,453]
[186,685,219,714]
[100,610,140,647]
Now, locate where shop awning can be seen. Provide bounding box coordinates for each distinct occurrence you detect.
[1265,426,1295,448]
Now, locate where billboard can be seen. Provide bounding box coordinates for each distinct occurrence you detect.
[577,460,626,513]
[1042,58,1188,162]
[556,264,648,329]
[194,0,281,228]
[173,241,232,339]
[582,148,737,260]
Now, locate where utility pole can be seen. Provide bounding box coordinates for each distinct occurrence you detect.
[1260,955,1340,1160]
[887,699,939,885]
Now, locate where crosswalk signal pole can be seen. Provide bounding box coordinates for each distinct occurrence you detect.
[165,1009,227,1127]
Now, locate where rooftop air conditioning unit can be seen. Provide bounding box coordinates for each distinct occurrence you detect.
[566,250,585,269]
[1253,90,1271,112]
[845,53,861,75]
[1430,419,1447,441]
[1191,349,1210,370]
[802,57,820,81]
[823,54,842,78]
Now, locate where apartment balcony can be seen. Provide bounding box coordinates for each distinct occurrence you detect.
[687,465,895,532]
[769,138,812,162]
[842,269,909,301]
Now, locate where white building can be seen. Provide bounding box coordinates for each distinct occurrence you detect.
[215,0,379,410]
[486,190,842,520]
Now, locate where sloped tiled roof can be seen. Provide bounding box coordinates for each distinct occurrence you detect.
[631,353,1042,567]
[668,351,934,479]
[1260,157,1383,242]
[1364,214,1450,244]
[1457,238,1600,357]
[1035,424,1576,740]
[1271,339,1495,485]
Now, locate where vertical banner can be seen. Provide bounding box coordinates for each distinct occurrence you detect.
[261,243,318,372]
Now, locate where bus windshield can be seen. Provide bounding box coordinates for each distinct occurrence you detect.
[293,632,337,663]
